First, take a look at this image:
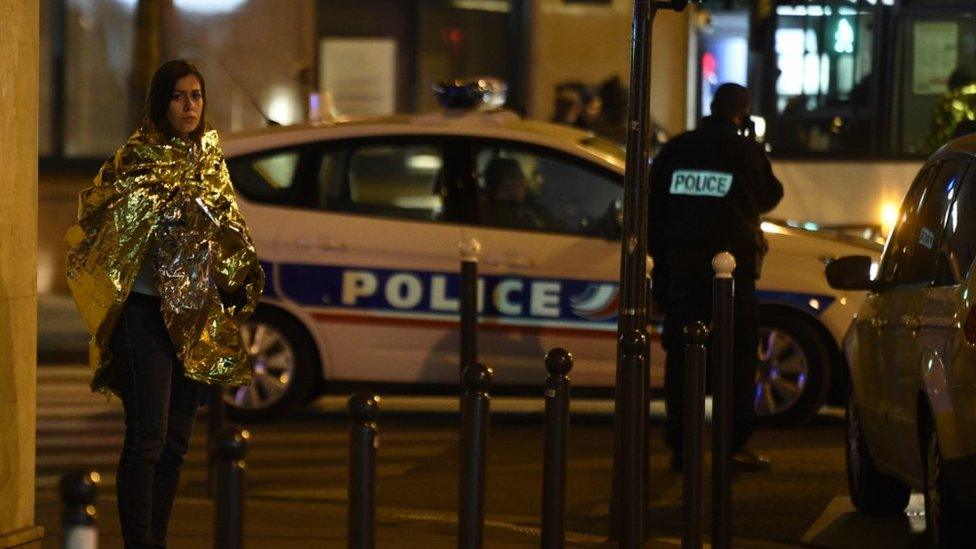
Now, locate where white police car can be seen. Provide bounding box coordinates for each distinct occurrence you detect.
[222,81,879,424]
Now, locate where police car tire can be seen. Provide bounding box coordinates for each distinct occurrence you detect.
[846,393,910,515]
[753,307,832,427]
[226,306,319,423]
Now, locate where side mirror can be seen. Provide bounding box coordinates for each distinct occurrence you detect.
[825,255,874,291]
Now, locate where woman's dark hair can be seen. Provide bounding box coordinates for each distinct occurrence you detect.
[145,59,207,140]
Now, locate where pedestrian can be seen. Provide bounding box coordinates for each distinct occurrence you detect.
[648,83,783,472]
[552,87,583,127]
[65,59,264,548]
[927,67,976,150]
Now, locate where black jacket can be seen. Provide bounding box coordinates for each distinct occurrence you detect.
[648,116,783,278]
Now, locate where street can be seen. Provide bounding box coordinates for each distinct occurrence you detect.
[35,361,931,548]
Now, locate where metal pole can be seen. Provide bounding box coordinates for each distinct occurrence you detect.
[460,238,481,389]
[348,393,379,549]
[542,348,573,549]
[611,0,656,539]
[682,321,709,549]
[618,330,648,548]
[643,254,655,538]
[214,427,248,549]
[711,252,736,549]
[459,363,493,549]
[60,470,100,549]
[207,385,224,499]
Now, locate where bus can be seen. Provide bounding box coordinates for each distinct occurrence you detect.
[696,0,974,236]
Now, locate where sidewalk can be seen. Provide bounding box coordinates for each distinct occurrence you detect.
[34,491,798,548]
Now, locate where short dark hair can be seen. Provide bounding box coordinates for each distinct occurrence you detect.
[145,59,207,140]
[710,83,750,119]
[948,68,975,91]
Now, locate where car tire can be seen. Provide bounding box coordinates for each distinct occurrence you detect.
[753,307,832,427]
[845,393,910,514]
[924,418,967,547]
[224,306,319,422]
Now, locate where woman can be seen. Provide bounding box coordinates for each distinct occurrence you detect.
[66,60,264,548]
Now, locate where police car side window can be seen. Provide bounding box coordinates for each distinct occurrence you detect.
[226,148,303,205]
[341,143,445,221]
[473,145,620,236]
[939,162,976,285]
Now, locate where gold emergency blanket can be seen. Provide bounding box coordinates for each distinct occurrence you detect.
[928,83,976,150]
[65,125,264,393]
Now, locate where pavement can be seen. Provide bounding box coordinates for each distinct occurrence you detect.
[33,296,935,548]
[35,489,801,548]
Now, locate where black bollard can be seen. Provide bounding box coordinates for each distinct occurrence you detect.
[711,252,735,549]
[60,470,100,549]
[348,393,379,549]
[617,329,648,549]
[459,363,493,549]
[206,385,225,499]
[682,321,709,549]
[215,427,248,549]
[542,348,573,549]
[459,238,481,388]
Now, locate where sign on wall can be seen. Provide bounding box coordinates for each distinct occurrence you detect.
[319,38,397,116]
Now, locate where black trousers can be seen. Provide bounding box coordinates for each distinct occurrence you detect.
[109,292,200,549]
[658,254,759,458]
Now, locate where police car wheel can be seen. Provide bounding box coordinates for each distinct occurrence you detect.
[224,306,318,422]
[753,307,831,427]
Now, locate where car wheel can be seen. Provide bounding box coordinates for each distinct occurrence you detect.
[753,307,831,427]
[925,419,966,547]
[845,393,910,514]
[224,306,318,422]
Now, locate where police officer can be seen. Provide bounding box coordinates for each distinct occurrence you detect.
[648,83,783,471]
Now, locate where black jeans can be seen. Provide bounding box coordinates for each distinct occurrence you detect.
[658,253,759,458]
[109,292,200,549]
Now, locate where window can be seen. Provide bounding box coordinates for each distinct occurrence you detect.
[891,15,976,155]
[879,160,964,286]
[473,144,620,236]
[227,148,305,205]
[939,162,976,284]
[337,143,445,221]
[763,3,876,156]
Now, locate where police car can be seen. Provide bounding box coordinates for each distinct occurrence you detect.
[222,80,879,424]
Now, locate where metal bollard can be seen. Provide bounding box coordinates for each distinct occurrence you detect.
[542,348,573,549]
[348,393,379,549]
[215,427,248,549]
[206,385,225,499]
[617,329,648,549]
[710,252,735,549]
[60,470,100,549]
[459,363,493,549]
[459,238,481,388]
[682,321,709,549]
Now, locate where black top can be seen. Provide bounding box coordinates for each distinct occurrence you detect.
[648,116,783,277]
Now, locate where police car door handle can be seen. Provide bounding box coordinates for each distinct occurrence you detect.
[506,256,535,269]
[295,237,346,252]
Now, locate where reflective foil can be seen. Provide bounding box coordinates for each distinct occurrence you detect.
[65,124,264,393]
